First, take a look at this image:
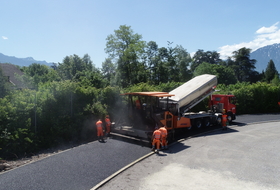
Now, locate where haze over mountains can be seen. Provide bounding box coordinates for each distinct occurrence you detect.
[0,43,280,72]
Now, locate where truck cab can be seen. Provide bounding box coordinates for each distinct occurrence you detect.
[210,94,237,122]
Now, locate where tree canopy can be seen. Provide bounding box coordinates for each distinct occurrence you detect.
[264,59,279,83]
[230,47,257,82]
[105,25,146,87]
[191,50,222,72]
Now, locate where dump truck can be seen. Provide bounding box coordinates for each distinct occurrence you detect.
[112,74,236,140]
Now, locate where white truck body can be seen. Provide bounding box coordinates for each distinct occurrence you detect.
[168,74,217,112]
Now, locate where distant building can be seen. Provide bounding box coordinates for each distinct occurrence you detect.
[0,63,24,89]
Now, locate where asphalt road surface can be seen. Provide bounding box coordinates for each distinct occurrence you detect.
[0,139,151,190]
[0,113,279,190]
[100,120,280,190]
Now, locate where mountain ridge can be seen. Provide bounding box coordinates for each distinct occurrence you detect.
[0,53,52,67]
[250,43,280,72]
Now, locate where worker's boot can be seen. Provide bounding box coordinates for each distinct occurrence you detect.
[151,146,155,151]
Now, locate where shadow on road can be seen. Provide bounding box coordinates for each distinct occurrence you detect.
[168,142,191,154]
[231,121,247,127]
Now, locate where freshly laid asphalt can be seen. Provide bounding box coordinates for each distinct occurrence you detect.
[0,138,151,190]
[0,114,280,190]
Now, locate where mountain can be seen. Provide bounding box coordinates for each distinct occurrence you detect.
[0,53,52,67]
[250,43,280,72]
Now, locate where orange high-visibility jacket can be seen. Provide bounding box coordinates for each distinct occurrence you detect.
[105,118,111,127]
[96,120,103,128]
[135,99,141,109]
[159,127,167,137]
[153,130,161,139]
[222,114,227,126]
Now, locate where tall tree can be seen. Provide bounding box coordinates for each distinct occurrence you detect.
[145,42,173,85]
[173,45,192,82]
[191,50,222,72]
[57,54,94,81]
[145,41,159,83]
[101,58,116,85]
[166,41,177,81]
[82,54,94,71]
[105,25,146,87]
[231,47,257,82]
[156,47,169,83]
[264,59,278,83]
[155,43,191,83]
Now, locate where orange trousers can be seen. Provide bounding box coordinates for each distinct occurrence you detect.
[161,136,167,147]
[152,139,161,150]
[97,127,104,137]
[106,125,111,134]
[222,114,228,127]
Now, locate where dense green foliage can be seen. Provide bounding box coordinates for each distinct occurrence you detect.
[0,66,9,98]
[1,25,280,160]
[216,82,280,114]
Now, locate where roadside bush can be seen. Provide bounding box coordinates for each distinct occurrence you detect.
[216,82,280,114]
[0,90,37,159]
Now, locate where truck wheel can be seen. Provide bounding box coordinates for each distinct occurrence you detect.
[216,116,222,126]
[203,118,210,127]
[193,119,202,129]
[227,113,233,124]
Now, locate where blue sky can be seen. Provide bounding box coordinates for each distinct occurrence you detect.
[1,0,280,68]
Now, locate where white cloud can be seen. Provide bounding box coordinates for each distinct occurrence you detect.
[218,22,280,59]
[2,36,8,40]
[256,22,279,34]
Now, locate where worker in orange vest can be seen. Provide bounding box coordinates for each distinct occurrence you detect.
[105,115,111,137]
[222,109,228,130]
[159,126,168,149]
[151,127,161,153]
[96,119,104,141]
[135,99,141,109]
